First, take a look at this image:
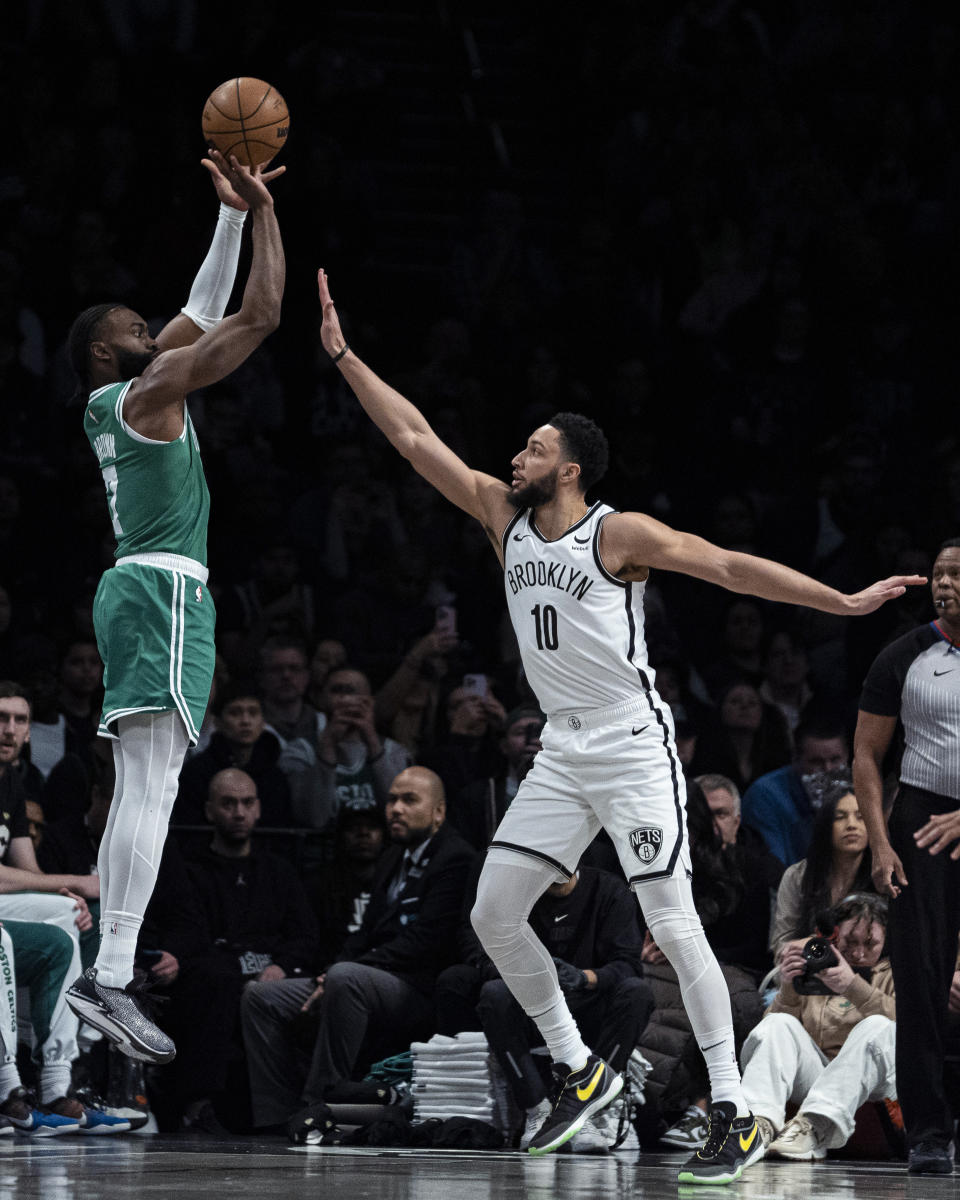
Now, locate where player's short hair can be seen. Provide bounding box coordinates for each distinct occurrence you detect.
[938,536,960,553]
[548,412,609,493]
[67,302,123,394]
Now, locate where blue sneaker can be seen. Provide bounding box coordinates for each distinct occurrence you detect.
[74,1090,132,1135]
[0,1087,81,1136]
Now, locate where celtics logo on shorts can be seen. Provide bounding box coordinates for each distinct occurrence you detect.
[630,825,663,864]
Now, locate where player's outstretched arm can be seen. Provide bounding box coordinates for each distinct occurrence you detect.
[600,511,926,615]
[316,269,512,535]
[126,155,285,435]
[156,152,287,352]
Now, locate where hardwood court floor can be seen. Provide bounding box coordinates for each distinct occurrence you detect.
[0,1136,949,1200]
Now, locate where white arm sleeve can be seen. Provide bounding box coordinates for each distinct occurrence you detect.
[180,202,248,332]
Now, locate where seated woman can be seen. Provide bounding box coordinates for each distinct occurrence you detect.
[741,893,895,1160]
[769,774,874,964]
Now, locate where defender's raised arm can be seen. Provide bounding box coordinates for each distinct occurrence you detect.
[317,269,512,543]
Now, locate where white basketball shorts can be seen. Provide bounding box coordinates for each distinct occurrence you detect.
[489,690,690,885]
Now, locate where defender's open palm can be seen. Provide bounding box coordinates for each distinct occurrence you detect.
[318,269,348,358]
[846,574,927,614]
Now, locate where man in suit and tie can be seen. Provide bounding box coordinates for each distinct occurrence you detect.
[240,765,476,1129]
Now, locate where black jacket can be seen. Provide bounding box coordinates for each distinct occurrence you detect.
[185,843,320,977]
[337,821,476,994]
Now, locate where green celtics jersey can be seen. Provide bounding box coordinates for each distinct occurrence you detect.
[83,381,210,564]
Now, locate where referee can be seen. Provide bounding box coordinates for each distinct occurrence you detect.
[854,536,960,1176]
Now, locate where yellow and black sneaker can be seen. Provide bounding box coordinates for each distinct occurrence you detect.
[527,1054,623,1156]
[677,1101,765,1184]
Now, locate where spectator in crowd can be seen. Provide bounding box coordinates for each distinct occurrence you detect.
[55,637,103,771]
[419,679,509,804]
[439,862,652,1153]
[12,635,70,779]
[307,805,387,966]
[702,599,768,700]
[447,704,545,850]
[256,635,324,766]
[741,894,895,1161]
[306,638,348,711]
[769,773,874,963]
[284,667,410,833]
[0,681,44,808]
[741,715,851,866]
[373,619,459,759]
[693,773,784,976]
[217,539,319,673]
[240,766,475,1130]
[757,628,816,737]
[148,767,319,1133]
[688,679,792,796]
[172,680,293,828]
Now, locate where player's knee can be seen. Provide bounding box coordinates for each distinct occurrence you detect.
[470,890,515,949]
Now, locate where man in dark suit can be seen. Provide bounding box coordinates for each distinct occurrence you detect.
[240,765,476,1129]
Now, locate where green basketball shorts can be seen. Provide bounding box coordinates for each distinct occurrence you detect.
[93,554,216,745]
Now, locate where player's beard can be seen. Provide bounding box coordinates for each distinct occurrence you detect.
[507,467,559,510]
[115,345,157,380]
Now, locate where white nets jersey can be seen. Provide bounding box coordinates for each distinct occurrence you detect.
[502,501,655,719]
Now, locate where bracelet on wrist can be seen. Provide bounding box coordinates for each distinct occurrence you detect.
[331,344,349,363]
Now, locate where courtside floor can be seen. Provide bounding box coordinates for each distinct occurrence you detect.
[0,1137,947,1200]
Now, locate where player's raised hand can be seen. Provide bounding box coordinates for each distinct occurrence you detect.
[844,574,928,615]
[202,149,284,211]
[318,268,349,361]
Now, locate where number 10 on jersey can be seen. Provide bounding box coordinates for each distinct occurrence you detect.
[531,603,559,651]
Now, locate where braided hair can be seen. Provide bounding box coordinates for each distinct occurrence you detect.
[67,302,123,398]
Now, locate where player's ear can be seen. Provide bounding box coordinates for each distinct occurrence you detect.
[90,340,111,363]
[561,462,581,485]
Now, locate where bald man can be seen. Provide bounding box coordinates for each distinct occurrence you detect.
[241,766,476,1130]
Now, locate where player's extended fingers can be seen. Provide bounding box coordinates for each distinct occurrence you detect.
[261,165,286,182]
[886,574,928,589]
[317,268,334,306]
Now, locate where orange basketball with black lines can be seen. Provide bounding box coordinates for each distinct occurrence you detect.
[202,77,290,168]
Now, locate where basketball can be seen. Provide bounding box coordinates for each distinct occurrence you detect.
[202,77,290,168]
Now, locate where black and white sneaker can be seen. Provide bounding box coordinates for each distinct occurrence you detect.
[66,968,175,1065]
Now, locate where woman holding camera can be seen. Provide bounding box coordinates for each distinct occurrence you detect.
[739,893,895,1161]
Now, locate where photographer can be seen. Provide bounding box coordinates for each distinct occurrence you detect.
[739,894,895,1161]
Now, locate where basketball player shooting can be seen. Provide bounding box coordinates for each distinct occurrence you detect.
[62,152,285,1065]
[316,270,923,1183]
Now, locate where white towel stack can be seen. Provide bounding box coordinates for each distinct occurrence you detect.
[409,1031,515,1132]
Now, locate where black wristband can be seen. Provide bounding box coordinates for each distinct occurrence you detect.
[331,344,349,363]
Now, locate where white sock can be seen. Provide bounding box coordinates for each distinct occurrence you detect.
[95,711,188,988]
[471,850,590,1071]
[637,874,748,1115]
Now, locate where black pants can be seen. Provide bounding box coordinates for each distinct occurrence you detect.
[888,782,960,1149]
[474,971,654,1110]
